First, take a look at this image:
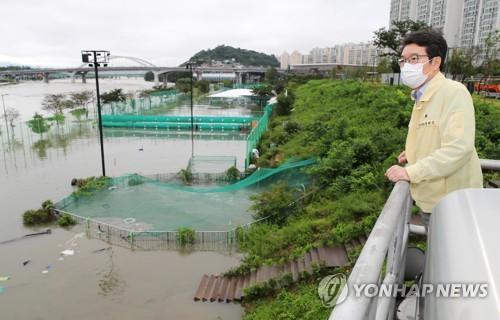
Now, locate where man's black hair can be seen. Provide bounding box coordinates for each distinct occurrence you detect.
[402,29,448,71]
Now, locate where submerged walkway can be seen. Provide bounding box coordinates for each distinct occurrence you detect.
[193,238,367,303]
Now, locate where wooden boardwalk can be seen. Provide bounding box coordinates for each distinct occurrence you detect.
[193,239,368,303]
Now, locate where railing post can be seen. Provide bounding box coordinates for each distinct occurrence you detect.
[129,231,135,250]
[330,181,411,320]
[85,217,90,237]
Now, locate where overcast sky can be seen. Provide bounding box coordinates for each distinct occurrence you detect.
[0,0,390,67]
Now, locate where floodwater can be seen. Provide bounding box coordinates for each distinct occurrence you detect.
[0,78,246,319]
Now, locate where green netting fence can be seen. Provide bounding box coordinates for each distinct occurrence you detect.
[53,158,316,251]
[101,90,181,115]
[245,103,273,168]
[232,83,262,89]
[101,114,258,131]
[187,156,237,174]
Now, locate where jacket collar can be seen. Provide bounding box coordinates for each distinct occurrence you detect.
[411,72,445,103]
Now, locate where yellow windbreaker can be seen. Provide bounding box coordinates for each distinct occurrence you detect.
[405,72,483,213]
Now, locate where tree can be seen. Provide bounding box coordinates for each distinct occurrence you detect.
[276,91,295,116]
[448,47,478,81]
[138,89,153,108]
[265,67,279,85]
[196,80,210,94]
[28,113,51,138]
[100,89,127,104]
[185,45,280,68]
[252,85,273,109]
[175,78,192,94]
[477,30,500,81]
[2,107,20,132]
[41,94,72,115]
[70,91,93,108]
[376,57,393,74]
[250,183,298,225]
[70,91,93,119]
[373,20,429,72]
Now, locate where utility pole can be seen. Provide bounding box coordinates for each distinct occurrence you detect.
[1,94,10,140]
[186,62,195,159]
[81,50,110,177]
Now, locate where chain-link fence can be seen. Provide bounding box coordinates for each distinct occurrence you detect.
[52,208,258,252]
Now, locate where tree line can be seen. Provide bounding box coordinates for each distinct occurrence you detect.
[373,20,500,82]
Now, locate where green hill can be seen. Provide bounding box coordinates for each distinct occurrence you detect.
[184,45,279,67]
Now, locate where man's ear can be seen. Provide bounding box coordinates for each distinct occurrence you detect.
[432,56,442,71]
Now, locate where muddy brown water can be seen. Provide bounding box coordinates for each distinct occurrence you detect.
[0,80,247,319]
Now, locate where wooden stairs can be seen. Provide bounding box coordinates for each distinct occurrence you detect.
[193,240,367,303]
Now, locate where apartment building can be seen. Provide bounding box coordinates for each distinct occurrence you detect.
[390,0,499,48]
[280,43,377,69]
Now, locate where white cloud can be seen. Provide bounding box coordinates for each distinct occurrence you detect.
[0,0,389,67]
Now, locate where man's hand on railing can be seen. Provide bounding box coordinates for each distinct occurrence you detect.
[385,165,410,182]
[397,150,407,164]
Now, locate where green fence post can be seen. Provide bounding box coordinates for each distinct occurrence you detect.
[129,231,134,250]
[85,217,90,237]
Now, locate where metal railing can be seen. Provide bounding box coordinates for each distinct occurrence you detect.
[329,159,500,320]
[52,207,266,252]
[329,181,413,320]
[480,158,500,171]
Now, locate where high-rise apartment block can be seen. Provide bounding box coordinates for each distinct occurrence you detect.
[279,43,378,70]
[390,0,499,48]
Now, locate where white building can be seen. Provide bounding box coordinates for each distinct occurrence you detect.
[279,44,377,69]
[390,0,463,47]
[390,0,499,49]
[280,52,290,70]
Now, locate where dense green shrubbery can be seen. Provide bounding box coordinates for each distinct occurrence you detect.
[23,200,57,226]
[238,80,500,317]
[177,227,195,246]
[240,81,411,267]
[57,214,77,227]
[225,166,241,182]
[23,200,77,228]
[72,176,112,197]
[276,91,295,116]
[179,169,193,184]
[473,96,500,159]
[243,281,331,320]
[127,175,145,186]
[250,183,299,225]
[240,81,500,269]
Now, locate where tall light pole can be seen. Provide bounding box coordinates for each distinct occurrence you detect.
[81,50,110,177]
[185,62,195,158]
[1,94,10,140]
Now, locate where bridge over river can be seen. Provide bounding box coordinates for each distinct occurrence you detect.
[0,55,268,85]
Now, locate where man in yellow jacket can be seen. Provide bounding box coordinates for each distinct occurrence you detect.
[385,30,483,221]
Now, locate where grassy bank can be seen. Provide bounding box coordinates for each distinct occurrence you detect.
[239,79,500,319]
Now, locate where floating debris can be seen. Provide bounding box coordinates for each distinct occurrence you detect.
[0,276,9,282]
[22,260,30,266]
[123,218,136,224]
[61,249,74,256]
[0,229,52,245]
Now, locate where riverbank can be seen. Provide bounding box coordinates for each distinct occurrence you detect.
[235,79,500,319]
[0,78,253,319]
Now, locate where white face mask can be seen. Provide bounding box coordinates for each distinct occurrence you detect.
[400,60,431,89]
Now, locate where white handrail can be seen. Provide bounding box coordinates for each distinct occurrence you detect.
[329,181,412,320]
[480,159,500,171]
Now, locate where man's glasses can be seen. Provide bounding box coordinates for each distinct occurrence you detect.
[398,54,430,67]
